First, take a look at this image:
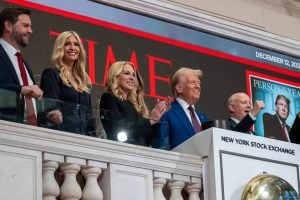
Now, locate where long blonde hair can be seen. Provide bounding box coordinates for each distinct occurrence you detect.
[135,69,149,117]
[51,31,91,93]
[106,61,149,117]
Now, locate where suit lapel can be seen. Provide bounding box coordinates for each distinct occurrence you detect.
[196,111,206,123]
[227,118,237,129]
[0,44,20,84]
[172,100,195,136]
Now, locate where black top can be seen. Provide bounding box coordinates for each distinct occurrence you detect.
[100,92,159,146]
[290,115,300,144]
[40,68,95,136]
[227,114,256,135]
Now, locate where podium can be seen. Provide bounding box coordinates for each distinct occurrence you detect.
[173,128,300,200]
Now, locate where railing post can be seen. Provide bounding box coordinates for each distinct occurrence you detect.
[168,180,185,200]
[43,153,64,200]
[153,171,171,200]
[60,157,85,200]
[154,178,167,200]
[81,167,102,200]
[42,161,60,200]
[81,160,107,200]
[168,174,191,200]
[185,177,202,200]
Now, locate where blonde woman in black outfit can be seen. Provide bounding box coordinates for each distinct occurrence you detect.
[40,31,95,136]
[100,61,168,146]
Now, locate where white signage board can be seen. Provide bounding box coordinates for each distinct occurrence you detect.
[173,128,300,200]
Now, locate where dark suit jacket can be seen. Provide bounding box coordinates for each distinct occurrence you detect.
[263,113,290,142]
[227,114,256,134]
[100,92,159,146]
[154,100,209,150]
[0,43,35,123]
[289,115,300,144]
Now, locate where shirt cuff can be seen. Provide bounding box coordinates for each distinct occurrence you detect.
[248,112,256,120]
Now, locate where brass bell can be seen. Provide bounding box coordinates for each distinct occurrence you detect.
[241,173,299,200]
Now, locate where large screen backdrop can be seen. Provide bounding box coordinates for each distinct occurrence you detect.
[1,0,300,137]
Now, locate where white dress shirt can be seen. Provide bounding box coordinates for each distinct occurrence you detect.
[176,97,202,126]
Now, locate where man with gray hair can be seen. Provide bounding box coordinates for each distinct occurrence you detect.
[227,92,265,134]
[154,67,209,150]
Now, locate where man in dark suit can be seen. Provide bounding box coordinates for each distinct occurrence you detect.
[263,94,291,142]
[0,7,42,124]
[226,92,265,135]
[290,112,300,144]
[155,67,209,150]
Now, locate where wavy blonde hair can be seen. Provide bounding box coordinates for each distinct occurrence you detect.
[51,31,91,93]
[135,69,149,117]
[106,61,149,117]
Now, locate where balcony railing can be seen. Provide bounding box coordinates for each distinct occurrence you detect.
[0,88,203,200]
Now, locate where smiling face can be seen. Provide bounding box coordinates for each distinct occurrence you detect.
[176,72,201,105]
[118,63,136,96]
[62,35,80,67]
[229,93,252,121]
[8,14,33,49]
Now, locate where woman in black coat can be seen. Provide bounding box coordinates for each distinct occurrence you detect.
[100,61,168,146]
[40,31,95,136]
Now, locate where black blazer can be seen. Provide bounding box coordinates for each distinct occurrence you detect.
[40,68,95,136]
[0,44,35,123]
[263,113,290,142]
[289,115,300,144]
[100,92,159,146]
[227,114,256,134]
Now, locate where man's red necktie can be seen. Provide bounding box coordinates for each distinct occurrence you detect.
[188,106,202,133]
[282,123,289,142]
[15,52,37,126]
